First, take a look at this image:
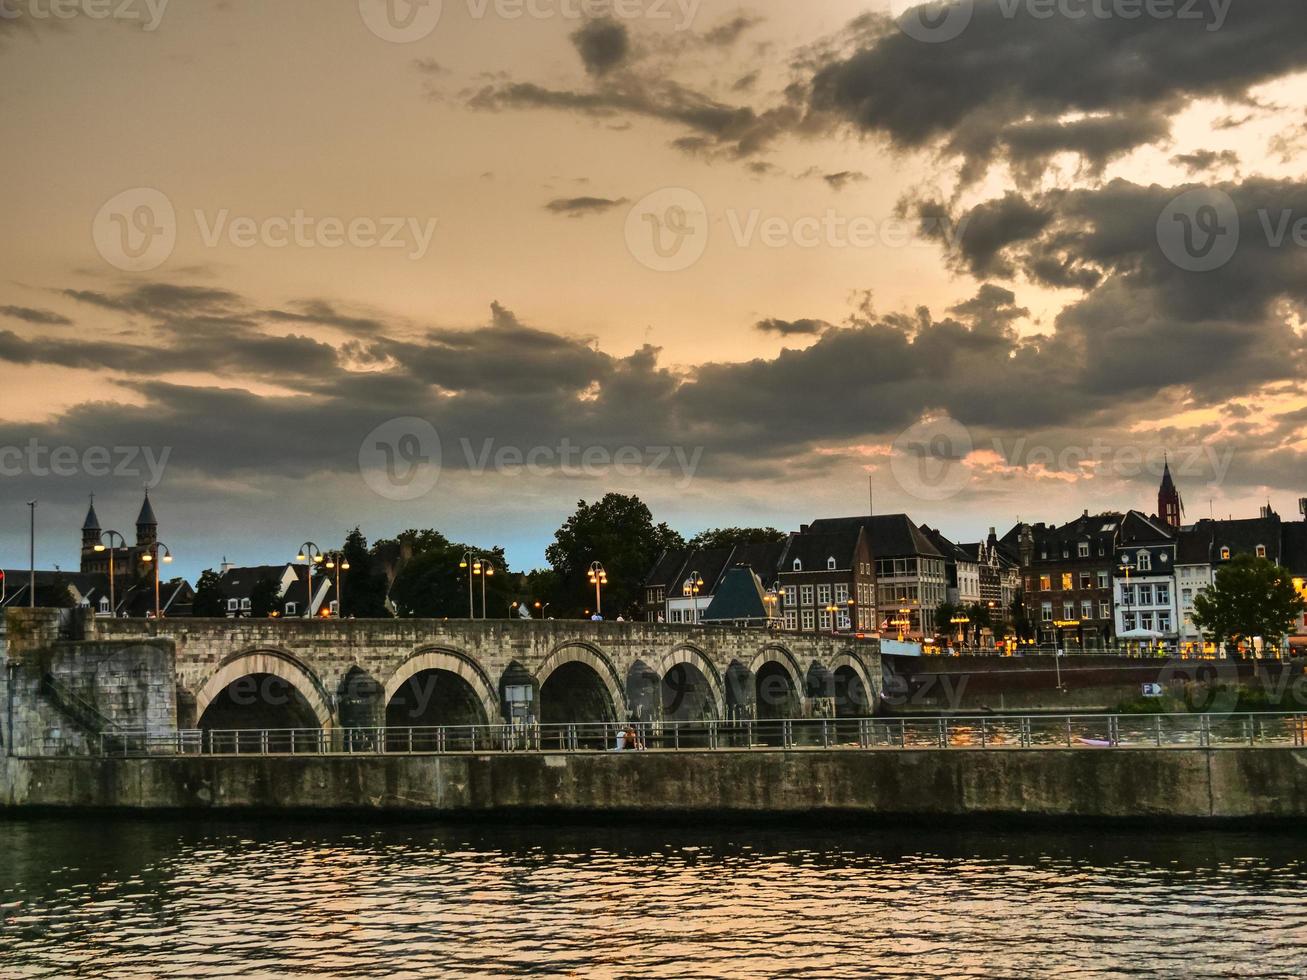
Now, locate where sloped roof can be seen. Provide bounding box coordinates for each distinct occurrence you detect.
[219,564,291,600]
[643,548,691,590]
[83,499,101,532]
[701,567,770,623]
[1118,510,1177,545]
[807,514,940,559]
[136,492,158,527]
[780,530,860,572]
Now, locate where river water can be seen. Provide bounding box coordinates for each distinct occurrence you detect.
[1,816,1304,978]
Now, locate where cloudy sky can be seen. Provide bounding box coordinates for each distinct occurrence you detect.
[1,0,1305,578]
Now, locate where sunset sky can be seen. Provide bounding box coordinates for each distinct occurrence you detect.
[2,0,1306,577]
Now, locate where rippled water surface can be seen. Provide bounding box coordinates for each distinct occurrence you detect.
[2,816,1305,978]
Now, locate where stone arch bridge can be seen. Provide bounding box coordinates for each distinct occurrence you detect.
[34,616,882,735]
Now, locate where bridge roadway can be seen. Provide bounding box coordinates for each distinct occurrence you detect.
[15,612,881,736]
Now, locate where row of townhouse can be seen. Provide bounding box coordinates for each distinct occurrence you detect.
[641,514,1021,641]
[1005,463,1307,653]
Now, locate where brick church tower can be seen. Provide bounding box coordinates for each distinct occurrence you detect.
[1158,456,1183,529]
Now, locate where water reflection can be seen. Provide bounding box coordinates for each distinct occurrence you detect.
[1,817,1305,978]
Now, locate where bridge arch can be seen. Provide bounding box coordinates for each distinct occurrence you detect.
[383,647,500,725]
[537,641,627,722]
[829,651,878,716]
[746,643,804,681]
[194,648,334,730]
[748,644,803,721]
[655,644,725,720]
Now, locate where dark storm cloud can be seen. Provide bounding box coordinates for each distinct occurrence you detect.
[544,196,630,217]
[1171,149,1241,174]
[64,283,243,317]
[754,318,830,337]
[808,3,1307,183]
[0,305,72,326]
[262,300,387,336]
[822,170,867,190]
[571,18,631,77]
[703,14,764,47]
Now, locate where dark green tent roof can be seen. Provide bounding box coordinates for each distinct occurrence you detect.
[701,567,770,623]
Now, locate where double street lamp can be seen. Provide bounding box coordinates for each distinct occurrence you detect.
[92,529,126,618]
[324,551,351,617]
[296,542,324,618]
[588,561,608,618]
[458,551,495,619]
[140,541,173,620]
[683,571,704,624]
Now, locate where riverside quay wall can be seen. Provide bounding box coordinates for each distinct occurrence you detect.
[3,748,1307,822]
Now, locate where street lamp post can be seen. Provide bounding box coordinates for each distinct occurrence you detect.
[93,529,127,618]
[534,600,551,619]
[683,571,703,624]
[296,542,324,618]
[324,551,351,617]
[458,550,479,619]
[27,501,36,609]
[140,541,173,620]
[588,561,608,618]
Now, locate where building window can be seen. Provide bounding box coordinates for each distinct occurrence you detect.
[1099,601,1111,620]
[1138,584,1153,606]
[793,559,803,571]
[1156,585,1170,606]
[1078,541,1090,558]
[1041,602,1053,622]
[801,610,815,631]
[817,584,832,605]
[329,601,339,615]
[1158,612,1171,633]
[1063,601,1075,620]
[241,598,252,612]
[285,602,297,616]
[1040,575,1052,591]
[819,610,833,631]
[1123,613,1137,631]
[827,556,837,571]
[1141,612,1155,631]
[1097,571,1109,590]
[1061,573,1073,591]
[227,599,238,612]
[1137,551,1151,572]
[1081,600,1093,620]
[1256,545,1267,558]
[784,611,797,631]
[834,584,849,604]
[801,585,814,606]
[1079,572,1091,591]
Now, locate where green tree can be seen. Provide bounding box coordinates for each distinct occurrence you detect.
[387,529,513,618]
[192,569,226,617]
[686,527,786,550]
[546,494,684,619]
[339,527,390,618]
[935,600,959,640]
[1192,554,1306,656]
[1010,596,1035,642]
[249,577,280,618]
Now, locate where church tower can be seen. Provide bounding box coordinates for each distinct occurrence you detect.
[135,490,158,548]
[80,495,101,572]
[1158,456,1183,529]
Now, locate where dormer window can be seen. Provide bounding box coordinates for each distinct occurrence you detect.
[793,559,802,571]
[227,598,238,612]
[1136,551,1151,572]
[98,597,110,614]
[827,556,837,571]
[1078,541,1090,558]
[1256,545,1267,558]
[240,598,251,611]
[1220,547,1231,561]
[285,602,297,616]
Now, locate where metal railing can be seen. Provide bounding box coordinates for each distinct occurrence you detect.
[65,712,1307,758]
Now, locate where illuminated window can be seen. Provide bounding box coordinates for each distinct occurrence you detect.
[1256,545,1266,558]
[1061,573,1073,591]
[1040,575,1052,591]
[1220,547,1231,561]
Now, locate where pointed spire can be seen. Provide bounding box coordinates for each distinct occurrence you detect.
[82,493,100,532]
[136,488,158,527]
[1160,453,1176,492]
